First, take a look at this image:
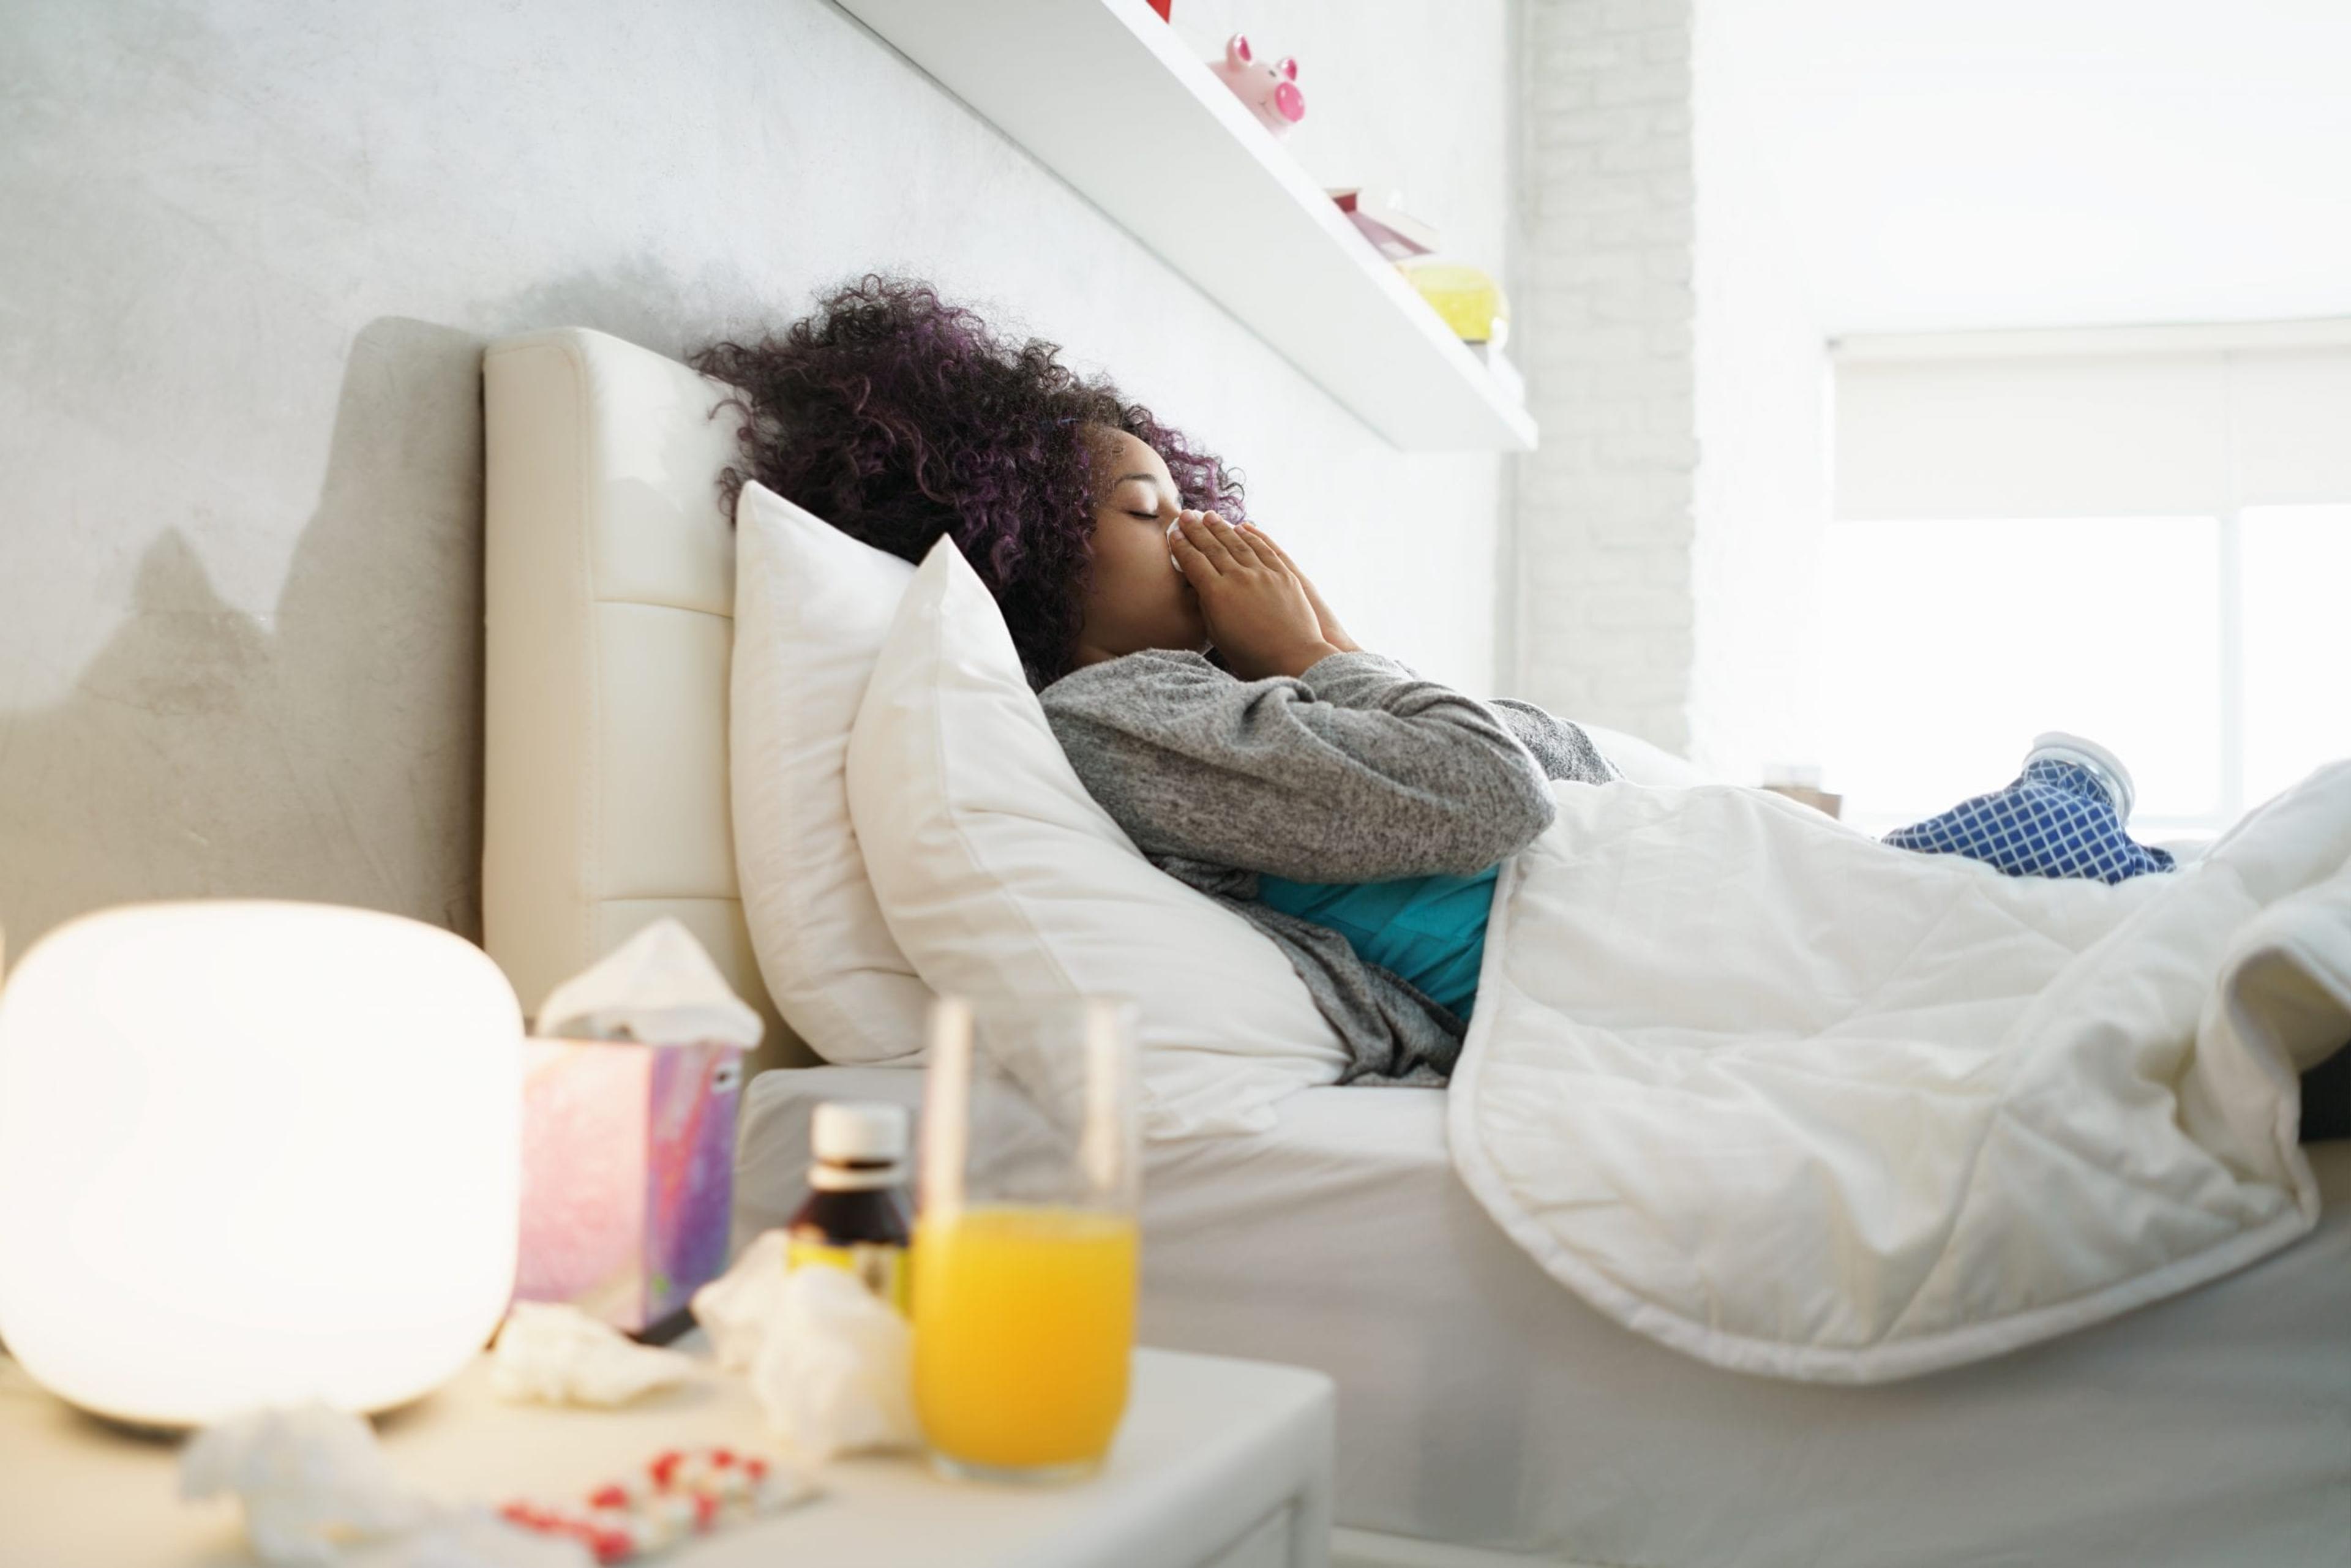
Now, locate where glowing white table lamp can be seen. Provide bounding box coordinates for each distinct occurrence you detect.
[0,901,522,1428]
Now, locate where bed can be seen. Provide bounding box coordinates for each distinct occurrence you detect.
[482,327,2351,1567]
[732,1067,2351,1566]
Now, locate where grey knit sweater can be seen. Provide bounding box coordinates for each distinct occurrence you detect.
[1038,649,1616,1083]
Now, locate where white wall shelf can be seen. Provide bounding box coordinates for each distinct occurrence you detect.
[839,0,1537,453]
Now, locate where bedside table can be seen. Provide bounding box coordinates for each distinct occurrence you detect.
[0,1338,1333,1568]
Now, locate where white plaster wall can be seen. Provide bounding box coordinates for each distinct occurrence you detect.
[0,0,1510,955]
[1687,0,1832,781]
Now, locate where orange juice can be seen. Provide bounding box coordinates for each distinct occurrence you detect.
[910,1204,1139,1473]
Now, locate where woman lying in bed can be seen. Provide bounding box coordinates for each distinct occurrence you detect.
[694,274,2347,1134]
[697,274,1603,1081]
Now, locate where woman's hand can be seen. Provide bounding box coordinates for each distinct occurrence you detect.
[1168,511,1340,681]
[1238,522,1360,656]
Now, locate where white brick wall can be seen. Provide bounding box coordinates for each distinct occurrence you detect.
[1510,0,1698,753]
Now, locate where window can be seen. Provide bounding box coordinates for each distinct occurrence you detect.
[2242,503,2351,805]
[1825,332,2351,836]
[1817,515,2224,832]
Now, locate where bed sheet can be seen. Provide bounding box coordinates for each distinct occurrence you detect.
[735,1067,2351,1565]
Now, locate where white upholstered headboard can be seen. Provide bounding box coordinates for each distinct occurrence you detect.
[481,328,787,1054]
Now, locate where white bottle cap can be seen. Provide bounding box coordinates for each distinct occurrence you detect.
[2027,731,2136,821]
[811,1101,909,1165]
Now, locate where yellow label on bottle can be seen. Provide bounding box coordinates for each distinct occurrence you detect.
[787,1237,909,1313]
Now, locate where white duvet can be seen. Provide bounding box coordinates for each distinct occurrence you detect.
[1449,764,2351,1382]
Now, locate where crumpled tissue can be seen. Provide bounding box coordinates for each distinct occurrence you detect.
[179,1404,587,1568]
[181,1402,424,1566]
[534,918,763,1048]
[688,1230,791,1374]
[691,1232,920,1461]
[487,1302,697,1407]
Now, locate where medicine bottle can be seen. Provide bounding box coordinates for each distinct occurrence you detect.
[786,1101,913,1312]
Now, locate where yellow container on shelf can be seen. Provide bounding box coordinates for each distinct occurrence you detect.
[1398,258,1511,346]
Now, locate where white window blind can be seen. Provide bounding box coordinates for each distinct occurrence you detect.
[1823,328,2351,834]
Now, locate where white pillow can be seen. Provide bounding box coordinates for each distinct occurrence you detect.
[844,538,1350,1139]
[1581,722,1717,787]
[730,481,934,1063]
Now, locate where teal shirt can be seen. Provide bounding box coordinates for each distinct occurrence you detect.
[1256,866,1502,1020]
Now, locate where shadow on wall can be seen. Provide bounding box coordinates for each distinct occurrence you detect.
[0,264,773,961]
[0,317,492,951]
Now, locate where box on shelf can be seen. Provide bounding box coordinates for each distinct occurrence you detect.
[1761,765,1842,820]
[1328,187,1439,260]
[515,1036,746,1334]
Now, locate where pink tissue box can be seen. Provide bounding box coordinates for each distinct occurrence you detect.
[513,1037,745,1333]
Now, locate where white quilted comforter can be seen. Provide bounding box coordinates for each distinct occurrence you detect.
[1450,764,2351,1382]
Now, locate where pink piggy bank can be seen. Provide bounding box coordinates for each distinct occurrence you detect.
[1210,34,1305,137]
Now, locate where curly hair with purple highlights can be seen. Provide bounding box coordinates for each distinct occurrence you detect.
[692,274,1245,686]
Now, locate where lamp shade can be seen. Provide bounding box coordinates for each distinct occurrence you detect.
[0,901,522,1427]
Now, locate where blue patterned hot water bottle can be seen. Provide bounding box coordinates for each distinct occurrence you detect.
[1883,743,2175,885]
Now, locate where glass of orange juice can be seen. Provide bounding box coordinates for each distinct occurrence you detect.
[912,995,1141,1484]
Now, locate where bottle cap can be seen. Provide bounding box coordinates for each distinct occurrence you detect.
[2027,731,2136,821]
[811,1101,909,1165]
